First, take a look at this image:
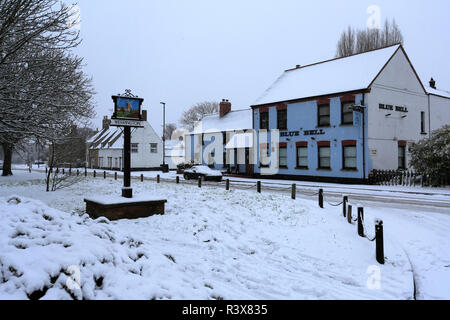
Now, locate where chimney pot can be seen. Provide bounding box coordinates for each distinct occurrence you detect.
[219,99,232,118]
[296,65,301,68]
[429,77,436,89]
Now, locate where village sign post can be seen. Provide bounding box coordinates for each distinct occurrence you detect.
[110,90,144,198]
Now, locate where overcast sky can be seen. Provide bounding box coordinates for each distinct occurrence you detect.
[70,0,450,135]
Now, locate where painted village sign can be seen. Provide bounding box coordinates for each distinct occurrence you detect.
[111,89,145,127]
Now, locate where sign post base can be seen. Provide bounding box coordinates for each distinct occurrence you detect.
[122,187,133,198]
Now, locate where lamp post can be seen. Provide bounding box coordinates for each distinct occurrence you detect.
[160,102,166,169]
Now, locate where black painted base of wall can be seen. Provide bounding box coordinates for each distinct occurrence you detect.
[252,173,368,185]
[95,167,163,172]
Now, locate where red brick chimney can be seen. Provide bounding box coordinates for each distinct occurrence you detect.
[142,109,147,121]
[220,99,231,117]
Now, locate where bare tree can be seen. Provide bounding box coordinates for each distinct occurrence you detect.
[336,18,404,58]
[336,26,356,58]
[0,48,95,176]
[0,1,91,176]
[164,123,177,141]
[179,101,219,131]
[0,0,80,67]
[46,136,86,192]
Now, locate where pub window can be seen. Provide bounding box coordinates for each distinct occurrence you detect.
[279,146,287,168]
[296,146,308,168]
[99,157,104,168]
[318,146,331,169]
[398,146,406,169]
[277,109,287,130]
[131,143,139,153]
[260,112,269,130]
[318,104,330,127]
[341,102,354,125]
[421,112,426,134]
[343,146,357,169]
[150,143,158,153]
[108,157,112,168]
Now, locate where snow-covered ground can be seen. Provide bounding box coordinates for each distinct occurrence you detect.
[0,170,449,300]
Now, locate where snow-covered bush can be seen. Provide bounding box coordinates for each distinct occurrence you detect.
[409,125,450,183]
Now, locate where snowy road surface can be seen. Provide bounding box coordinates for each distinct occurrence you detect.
[0,170,449,299]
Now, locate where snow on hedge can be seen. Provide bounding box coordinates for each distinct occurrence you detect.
[0,179,414,300]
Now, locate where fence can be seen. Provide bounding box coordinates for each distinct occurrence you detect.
[368,169,449,187]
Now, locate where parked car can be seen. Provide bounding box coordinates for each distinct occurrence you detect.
[183,165,223,182]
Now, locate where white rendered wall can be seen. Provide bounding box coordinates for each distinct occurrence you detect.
[429,94,450,134]
[367,48,428,170]
[130,121,163,168]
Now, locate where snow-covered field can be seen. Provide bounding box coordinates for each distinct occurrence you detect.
[0,170,448,300]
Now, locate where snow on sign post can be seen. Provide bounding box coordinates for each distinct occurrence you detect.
[84,90,167,220]
[110,90,144,198]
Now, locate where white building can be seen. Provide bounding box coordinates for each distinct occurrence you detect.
[165,139,185,170]
[87,110,163,170]
[185,100,254,175]
[249,44,450,181]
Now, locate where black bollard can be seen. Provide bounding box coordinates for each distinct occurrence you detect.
[103,171,106,179]
[347,205,352,224]
[226,179,230,191]
[93,170,96,178]
[62,168,65,175]
[141,174,144,182]
[318,189,324,208]
[343,196,348,217]
[375,219,385,264]
[358,207,365,237]
[77,169,79,176]
[257,181,261,193]
[45,167,48,174]
[176,176,180,184]
[292,184,296,200]
[84,167,87,177]
[157,175,160,184]
[115,172,118,180]
[198,177,202,188]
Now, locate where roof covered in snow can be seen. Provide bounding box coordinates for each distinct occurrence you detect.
[88,127,123,150]
[426,86,450,99]
[253,44,401,106]
[192,108,253,134]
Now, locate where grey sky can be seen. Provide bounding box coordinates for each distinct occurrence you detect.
[71,0,450,136]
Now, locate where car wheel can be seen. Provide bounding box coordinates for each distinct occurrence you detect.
[184,174,189,180]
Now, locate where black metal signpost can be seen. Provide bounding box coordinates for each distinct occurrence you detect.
[84,90,168,220]
[110,90,144,198]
